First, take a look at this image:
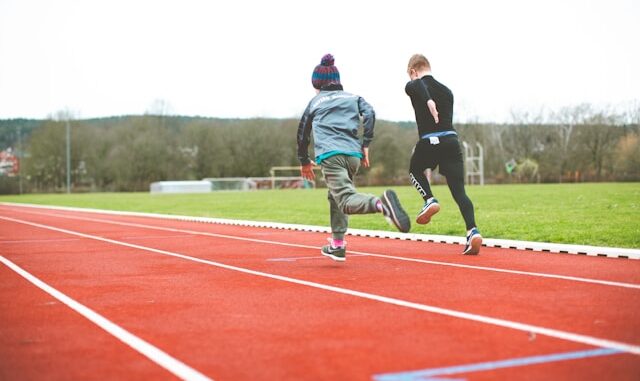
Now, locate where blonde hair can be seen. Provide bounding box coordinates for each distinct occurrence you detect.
[407,54,431,73]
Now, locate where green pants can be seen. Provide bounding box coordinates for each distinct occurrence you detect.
[320,155,379,240]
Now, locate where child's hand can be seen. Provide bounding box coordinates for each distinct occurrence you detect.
[300,161,316,180]
[427,99,439,123]
[361,147,370,168]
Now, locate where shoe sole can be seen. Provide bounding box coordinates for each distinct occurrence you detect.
[416,203,440,225]
[382,190,411,233]
[463,235,483,255]
[321,249,346,262]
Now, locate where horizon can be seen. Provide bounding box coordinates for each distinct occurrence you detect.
[1,106,638,126]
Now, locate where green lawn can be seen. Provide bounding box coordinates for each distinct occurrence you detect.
[1,183,639,248]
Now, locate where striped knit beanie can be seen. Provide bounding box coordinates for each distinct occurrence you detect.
[312,54,341,89]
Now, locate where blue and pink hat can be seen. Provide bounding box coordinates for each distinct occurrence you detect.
[312,54,341,89]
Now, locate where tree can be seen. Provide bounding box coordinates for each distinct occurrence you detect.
[614,132,640,180]
[23,120,67,191]
[20,110,75,191]
[572,110,622,181]
[550,104,592,182]
[105,116,184,191]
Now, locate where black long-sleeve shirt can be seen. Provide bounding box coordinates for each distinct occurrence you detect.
[405,75,455,138]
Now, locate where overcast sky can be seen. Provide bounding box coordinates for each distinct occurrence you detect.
[1,0,638,123]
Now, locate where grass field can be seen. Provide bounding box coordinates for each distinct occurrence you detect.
[1,183,639,249]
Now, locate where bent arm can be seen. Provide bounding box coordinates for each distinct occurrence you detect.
[296,103,313,165]
[358,97,376,148]
[406,79,439,123]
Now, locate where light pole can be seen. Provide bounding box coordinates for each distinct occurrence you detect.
[66,118,71,193]
[17,125,23,194]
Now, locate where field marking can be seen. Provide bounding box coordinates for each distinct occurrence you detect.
[2,215,640,356]
[3,202,639,259]
[267,255,327,262]
[373,348,622,380]
[267,254,368,261]
[0,255,212,381]
[26,206,640,258]
[1,238,82,244]
[4,209,639,290]
[120,234,193,240]
[0,235,189,244]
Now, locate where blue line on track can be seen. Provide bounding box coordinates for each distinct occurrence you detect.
[372,348,622,381]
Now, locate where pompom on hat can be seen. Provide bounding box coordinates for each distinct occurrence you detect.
[312,54,341,89]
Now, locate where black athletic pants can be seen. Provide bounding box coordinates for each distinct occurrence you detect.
[409,136,477,230]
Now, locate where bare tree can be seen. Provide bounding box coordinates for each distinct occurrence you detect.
[550,104,593,182]
[145,99,174,116]
[145,99,174,131]
[573,109,621,181]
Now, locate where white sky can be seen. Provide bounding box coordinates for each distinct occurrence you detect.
[1,0,638,123]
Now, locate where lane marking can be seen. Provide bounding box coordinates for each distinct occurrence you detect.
[267,254,368,262]
[120,234,192,240]
[0,255,212,381]
[1,238,82,244]
[3,202,639,259]
[2,215,640,356]
[373,348,622,380]
[267,255,327,262]
[5,210,639,290]
[0,235,188,244]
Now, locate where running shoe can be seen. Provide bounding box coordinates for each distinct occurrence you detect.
[321,239,346,262]
[380,190,411,233]
[463,227,482,255]
[416,198,440,225]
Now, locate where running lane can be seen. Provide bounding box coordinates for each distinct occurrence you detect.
[1,205,639,380]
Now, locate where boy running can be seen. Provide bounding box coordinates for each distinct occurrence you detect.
[405,54,482,255]
[297,54,410,262]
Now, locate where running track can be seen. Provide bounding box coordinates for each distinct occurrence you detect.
[1,203,639,380]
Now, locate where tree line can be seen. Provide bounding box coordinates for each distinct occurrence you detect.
[0,103,639,194]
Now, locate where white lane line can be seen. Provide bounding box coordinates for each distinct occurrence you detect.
[4,202,639,259]
[7,210,640,291]
[267,254,368,262]
[120,234,192,240]
[1,238,82,244]
[347,250,640,290]
[0,255,212,381]
[2,215,640,356]
[266,255,325,262]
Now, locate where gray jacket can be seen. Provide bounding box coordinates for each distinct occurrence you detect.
[297,86,375,165]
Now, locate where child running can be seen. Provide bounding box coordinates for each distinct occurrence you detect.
[297,54,410,262]
[405,54,482,255]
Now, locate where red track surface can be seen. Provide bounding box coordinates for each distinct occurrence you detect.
[1,204,639,380]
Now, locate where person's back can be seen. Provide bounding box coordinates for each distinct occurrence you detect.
[301,84,374,164]
[406,75,454,136]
